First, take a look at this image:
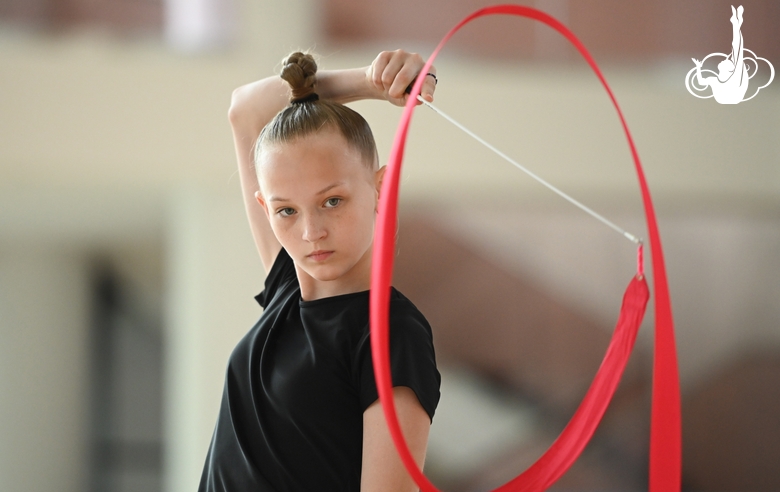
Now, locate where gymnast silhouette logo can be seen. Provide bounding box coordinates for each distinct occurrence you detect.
[685,5,774,104]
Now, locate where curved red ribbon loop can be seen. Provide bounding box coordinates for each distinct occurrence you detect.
[369,4,680,491]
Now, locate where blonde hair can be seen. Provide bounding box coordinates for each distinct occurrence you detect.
[255,52,379,168]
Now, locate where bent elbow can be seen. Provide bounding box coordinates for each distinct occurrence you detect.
[227,101,241,125]
[228,85,250,124]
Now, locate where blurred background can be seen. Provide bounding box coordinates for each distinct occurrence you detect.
[0,0,778,491]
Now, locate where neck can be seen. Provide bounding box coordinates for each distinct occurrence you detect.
[296,248,373,301]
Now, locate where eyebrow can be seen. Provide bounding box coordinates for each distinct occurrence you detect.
[268,182,345,202]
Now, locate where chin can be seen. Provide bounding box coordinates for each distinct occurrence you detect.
[311,271,344,283]
[303,263,349,283]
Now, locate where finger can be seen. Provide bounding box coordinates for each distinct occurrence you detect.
[388,54,423,100]
[420,70,437,103]
[401,72,436,106]
[382,51,411,97]
[371,51,392,93]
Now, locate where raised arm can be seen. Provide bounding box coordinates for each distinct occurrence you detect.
[228,68,371,272]
[227,51,436,272]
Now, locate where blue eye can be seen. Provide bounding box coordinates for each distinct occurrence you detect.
[278,207,296,217]
[325,198,342,208]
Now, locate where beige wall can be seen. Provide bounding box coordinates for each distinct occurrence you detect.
[0,247,90,492]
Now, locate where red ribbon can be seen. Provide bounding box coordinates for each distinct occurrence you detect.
[369,4,680,491]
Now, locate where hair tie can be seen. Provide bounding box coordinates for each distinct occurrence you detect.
[291,93,319,104]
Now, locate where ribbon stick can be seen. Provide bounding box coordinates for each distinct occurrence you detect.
[369,4,680,492]
[417,96,642,245]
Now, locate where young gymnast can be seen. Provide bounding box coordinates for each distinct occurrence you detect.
[198,50,441,491]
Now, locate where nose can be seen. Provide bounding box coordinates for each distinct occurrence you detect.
[301,213,327,243]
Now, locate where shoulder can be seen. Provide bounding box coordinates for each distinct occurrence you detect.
[355,287,440,420]
[388,288,433,336]
[254,248,298,308]
[383,288,437,369]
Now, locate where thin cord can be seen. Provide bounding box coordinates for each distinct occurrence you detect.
[417,95,642,245]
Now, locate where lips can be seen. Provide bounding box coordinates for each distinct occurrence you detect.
[307,250,333,262]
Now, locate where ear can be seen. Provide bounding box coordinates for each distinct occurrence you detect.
[374,165,387,196]
[255,190,270,217]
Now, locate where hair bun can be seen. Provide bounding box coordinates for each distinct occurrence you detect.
[281,52,318,104]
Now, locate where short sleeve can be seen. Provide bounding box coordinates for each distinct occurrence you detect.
[254,248,297,308]
[356,294,441,421]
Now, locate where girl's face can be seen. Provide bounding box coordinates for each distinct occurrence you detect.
[256,129,384,299]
